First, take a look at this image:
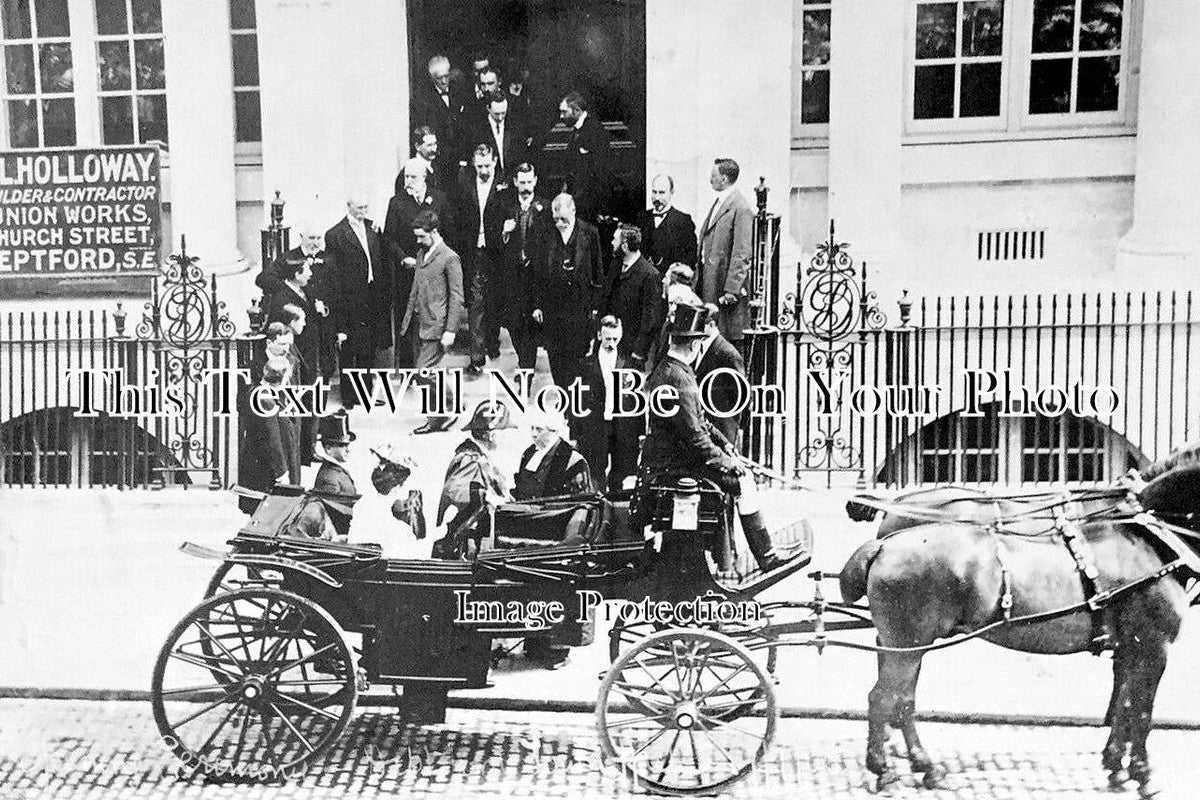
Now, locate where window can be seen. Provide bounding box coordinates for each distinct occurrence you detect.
[918,406,1001,482]
[1028,0,1124,115]
[2,0,75,147]
[794,0,831,136]
[229,0,260,143]
[94,0,166,144]
[1021,414,1107,483]
[913,0,1006,120]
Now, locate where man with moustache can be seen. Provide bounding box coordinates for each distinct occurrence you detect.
[471,91,528,181]
[697,157,754,352]
[256,220,336,378]
[384,157,451,367]
[603,224,661,369]
[395,126,452,196]
[495,162,553,371]
[532,193,603,391]
[454,143,509,374]
[325,194,388,408]
[637,174,697,270]
[555,91,611,223]
[415,55,467,169]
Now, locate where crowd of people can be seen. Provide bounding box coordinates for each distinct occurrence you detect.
[237,51,781,630]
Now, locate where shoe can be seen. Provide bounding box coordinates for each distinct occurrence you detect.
[413,422,440,435]
[755,554,787,574]
[465,364,485,379]
[487,349,501,360]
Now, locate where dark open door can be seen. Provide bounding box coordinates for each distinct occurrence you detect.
[407,0,646,221]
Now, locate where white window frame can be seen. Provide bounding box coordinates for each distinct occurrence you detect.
[792,0,831,143]
[0,0,77,148]
[904,0,1140,142]
[93,0,168,146]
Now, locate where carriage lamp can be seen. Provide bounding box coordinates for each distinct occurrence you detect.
[897,290,913,328]
[247,295,266,334]
[113,301,127,337]
[755,177,768,214]
[270,190,285,229]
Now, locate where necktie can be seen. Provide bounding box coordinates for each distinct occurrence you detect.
[702,197,721,234]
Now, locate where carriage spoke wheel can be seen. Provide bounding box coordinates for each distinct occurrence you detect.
[596,628,776,795]
[151,588,357,781]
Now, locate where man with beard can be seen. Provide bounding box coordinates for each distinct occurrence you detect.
[603,224,660,369]
[384,158,451,367]
[257,220,336,379]
[532,193,603,391]
[495,162,553,371]
[555,91,611,223]
[453,143,508,374]
[636,174,697,270]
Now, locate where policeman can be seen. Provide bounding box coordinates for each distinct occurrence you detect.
[639,303,784,574]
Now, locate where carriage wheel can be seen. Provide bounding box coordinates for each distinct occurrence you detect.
[596,628,776,795]
[151,588,357,780]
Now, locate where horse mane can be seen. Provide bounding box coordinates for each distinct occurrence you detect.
[1141,441,1200,481]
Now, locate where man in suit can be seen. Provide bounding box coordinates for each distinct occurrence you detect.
[637,174,697,270]
[414,55,468,170]
[454,142,509,374]
[571,316,642,493]
[495,162,553,371]
[395,126,453,197]
[237,356,298,515]
[313,412,358,542]
[694,302,747,448]
[556,91,611,223]
[533,193,603,391]
[266,258,321,465]
[603,224,660,369]
[401,210,465,434]
[463,67,501,142]
[385,158,451,368]
[325,195,388,408]
[697,158,754,351]
[257,220,336,378]
[471,91,528,181]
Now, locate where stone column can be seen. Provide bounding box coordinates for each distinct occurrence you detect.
[826,0,905,302]
[161,0,243,272]
[1116,0,1200,285]
[646,0,793,240]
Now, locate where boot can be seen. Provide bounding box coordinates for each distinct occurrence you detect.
[741,511,784,573]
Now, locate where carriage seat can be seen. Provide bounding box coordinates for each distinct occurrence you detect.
[492,493,640,549]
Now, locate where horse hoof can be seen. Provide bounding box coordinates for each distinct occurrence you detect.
[1107,770,1128,790]
[922,765,947,790]
[875,770,901,792]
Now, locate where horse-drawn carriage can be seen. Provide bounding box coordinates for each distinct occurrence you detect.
[151,450,1200,796]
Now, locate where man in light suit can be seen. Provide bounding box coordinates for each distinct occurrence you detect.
[401,210,465,433]
[696,158,753,350]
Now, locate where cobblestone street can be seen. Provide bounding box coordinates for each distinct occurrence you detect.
[2,699,1198,799]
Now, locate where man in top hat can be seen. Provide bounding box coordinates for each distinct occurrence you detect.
[640,303,784,574]
[313,412,359,541]
[433,400,513,559]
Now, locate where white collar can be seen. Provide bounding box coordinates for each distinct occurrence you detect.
[713,186,733,205]
[621,252,639,270]
[348,215,365,228]
[652,205,672,216]
[573,111,587,130]
[423,240,441,261]
[524,438,559,470]
[560,224,575,244]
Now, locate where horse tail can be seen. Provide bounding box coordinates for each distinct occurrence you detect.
[840,539,885,604]
[845,495,881,522]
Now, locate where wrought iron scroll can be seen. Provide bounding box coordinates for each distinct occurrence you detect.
[135,236,236,483]
[781,221,886,475]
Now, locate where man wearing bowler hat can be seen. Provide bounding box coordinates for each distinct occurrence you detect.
[313,412,359,541]
[639,304,784,574]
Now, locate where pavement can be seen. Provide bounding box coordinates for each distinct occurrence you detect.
[2,699,1199,799]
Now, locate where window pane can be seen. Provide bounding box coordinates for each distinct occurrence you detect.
[97,40,130,90]
[800,68,830,124]
[2,0,32,39]
[1029,57,1072,113]
[915,3,956,59]
[913,63,955,119]
[7,97,37,146]
[133,38,164,89]
[802,9,830,66]
[4,44,34,93]
[101,94,133,143]
[229,0,256,30]
[35,0,69,37]
[962,1,1003,57]
[1032,0,1075,53]
[41,96,73,144]
[231,32,259,86]
[1080,0,1122,51]
[136,92,167,142]
[234,89,261,142]
[960,61,1001,116]
[1023,452,1059,482]
[1077,55,1119,111]
[131,0,161,34]
[38,41,71,92]
[95,0,127,35]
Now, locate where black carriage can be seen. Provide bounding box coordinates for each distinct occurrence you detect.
[151,475,816,793]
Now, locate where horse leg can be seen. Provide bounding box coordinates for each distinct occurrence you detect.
[890,658,945,789]
[1125,639,1169,799]
[867,651,922,791]
[1101,650,1131,789]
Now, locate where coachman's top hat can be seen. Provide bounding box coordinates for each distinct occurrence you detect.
[319,412,356,446]
[463,399,516,433]
[668,303,711,339]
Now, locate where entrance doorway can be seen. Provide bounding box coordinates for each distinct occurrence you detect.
[407,0,646,220]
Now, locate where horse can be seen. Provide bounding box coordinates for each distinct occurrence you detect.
[840,458,1199,797]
